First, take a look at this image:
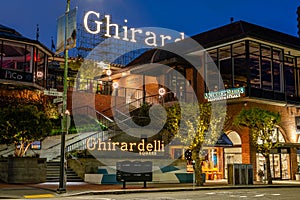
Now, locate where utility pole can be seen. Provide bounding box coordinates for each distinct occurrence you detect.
[57,0,70,194]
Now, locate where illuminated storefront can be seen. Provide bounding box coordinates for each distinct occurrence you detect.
[107,21,300,180]
[0,24,52,89]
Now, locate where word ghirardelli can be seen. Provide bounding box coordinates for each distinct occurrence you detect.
[86,138,165,153]
[84,11,185,47]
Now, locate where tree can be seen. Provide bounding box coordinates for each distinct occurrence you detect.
[166,102,226,186]
[233,107,281,184]
[0,104,52,157]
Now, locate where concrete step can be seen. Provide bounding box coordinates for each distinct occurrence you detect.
[46,162,83,182]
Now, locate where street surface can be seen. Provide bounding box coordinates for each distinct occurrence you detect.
[58,187,299,200]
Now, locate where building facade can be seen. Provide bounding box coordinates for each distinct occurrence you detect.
[104,21,300,180]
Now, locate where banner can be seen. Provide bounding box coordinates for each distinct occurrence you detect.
[56,7,77,53]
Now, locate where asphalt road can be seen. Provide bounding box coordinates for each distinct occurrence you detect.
[59,187,300,200]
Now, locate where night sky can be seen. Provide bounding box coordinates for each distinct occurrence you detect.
[0,0,299,49]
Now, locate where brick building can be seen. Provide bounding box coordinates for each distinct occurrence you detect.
[105,21,300,180]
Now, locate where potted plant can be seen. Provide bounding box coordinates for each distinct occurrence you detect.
[258,169,264,182]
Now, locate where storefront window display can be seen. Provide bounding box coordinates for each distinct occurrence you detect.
[256,127,289,180]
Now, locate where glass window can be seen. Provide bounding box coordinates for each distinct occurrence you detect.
[273,48,283,61]
[233,42,245,57]
[261,57,272,90]
[249,41,260,55]
[220,57,232,89]
[219,45,231,60]
[261,45,271,58]
[233,54,247,88]
[249,54,260,88]
[284,56,296,96]
[35,48,46,86]
[25,45,33,73]
[218,46,232,89]
[273,60,282,91]
[208,49,217,62]
[1,41,26,71]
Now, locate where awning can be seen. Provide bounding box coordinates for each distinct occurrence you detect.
[203,132,233,147]
[214,132,233,147]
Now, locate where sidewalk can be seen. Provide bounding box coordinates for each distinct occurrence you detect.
[1,180,300,199]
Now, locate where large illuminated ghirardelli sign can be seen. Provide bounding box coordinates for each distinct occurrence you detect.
[84,11,185,47]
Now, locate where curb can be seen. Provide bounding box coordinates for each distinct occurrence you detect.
[61,184,300,197]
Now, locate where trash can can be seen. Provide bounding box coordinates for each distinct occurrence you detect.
[227,164,253,185]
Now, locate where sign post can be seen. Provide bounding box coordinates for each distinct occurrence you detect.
[57,0,73,194]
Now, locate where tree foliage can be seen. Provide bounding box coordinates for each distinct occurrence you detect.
[233,107,281,184]
[0,104,52,157]
[165,102,226,186]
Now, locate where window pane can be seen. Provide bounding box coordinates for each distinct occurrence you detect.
[208,49,217,62]
[261,45,271,58]
[234,54,247,87]
[250,54,260,88]
[233,42,245,57]
[220,58,232,89]
[219,45,231,60]
[273,48,283,60]
[35,48,46,86]
[261,57,272,90]
[273,60,282,91]
[1,41,26,71]
[284,56,295,96]
[249,41,260,55]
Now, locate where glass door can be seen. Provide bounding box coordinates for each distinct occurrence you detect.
[270,154,281,179]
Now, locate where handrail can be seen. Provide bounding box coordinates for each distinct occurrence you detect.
[66,131,108,152]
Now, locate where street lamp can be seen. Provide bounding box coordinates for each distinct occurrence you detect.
[57,0,70,194]
[158,87,166,105]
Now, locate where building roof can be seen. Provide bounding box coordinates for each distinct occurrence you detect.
[127,20,300,68]
[192,20,300,50]
[0,24,52,55]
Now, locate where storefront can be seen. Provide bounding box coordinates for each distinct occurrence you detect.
[112,21,300,180]
[0,24,52,89]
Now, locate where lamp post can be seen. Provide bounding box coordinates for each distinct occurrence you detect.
[57,0,70,194]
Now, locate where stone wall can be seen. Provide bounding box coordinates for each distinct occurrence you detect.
[0,157,46,183]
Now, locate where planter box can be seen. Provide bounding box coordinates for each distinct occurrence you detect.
[296,173,300,181]
[0,157,46,183]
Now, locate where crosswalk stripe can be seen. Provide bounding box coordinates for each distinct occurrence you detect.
[23,194,55,199]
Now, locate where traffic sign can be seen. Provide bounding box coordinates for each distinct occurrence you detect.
[44,88,63,97]
[53,97,63,104]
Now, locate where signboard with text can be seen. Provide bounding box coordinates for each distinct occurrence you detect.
[204,87,245,102]
[44,88,63,97]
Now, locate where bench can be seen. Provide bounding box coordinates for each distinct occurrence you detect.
[116,160,152,189]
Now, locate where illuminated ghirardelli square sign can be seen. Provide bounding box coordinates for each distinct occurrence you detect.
[83,11,185,47]
[86,138,165,156]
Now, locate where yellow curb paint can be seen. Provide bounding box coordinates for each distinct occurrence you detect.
[24,194,55,199]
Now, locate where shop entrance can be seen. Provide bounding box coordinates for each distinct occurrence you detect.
[255,127,289,180]
[224,131,242,179]
[256,148,290,180]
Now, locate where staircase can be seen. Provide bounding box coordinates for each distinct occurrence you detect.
[46,161,83,182]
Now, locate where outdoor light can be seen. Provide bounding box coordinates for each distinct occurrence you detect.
[65,110,70,115]
[36,71,43,78]
[106,69,112,76]
[112,82,119,89]
[158,87,166,96]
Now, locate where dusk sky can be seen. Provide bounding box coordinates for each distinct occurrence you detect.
[0,0,299,49]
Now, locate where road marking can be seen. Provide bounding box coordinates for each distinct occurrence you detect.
[255,194,265,197]
[23,194,55,199]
